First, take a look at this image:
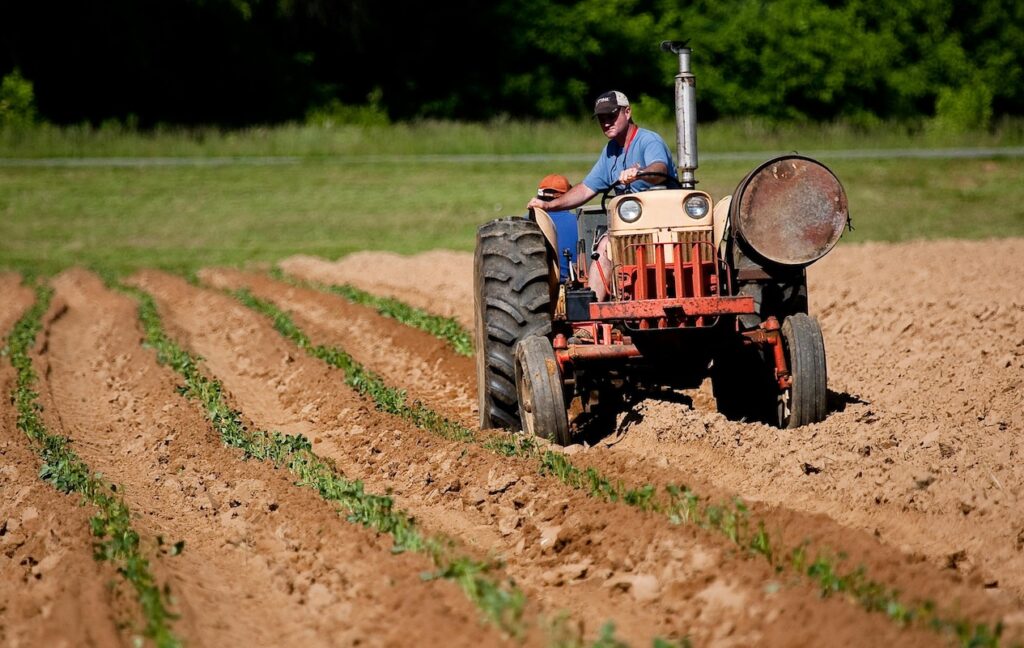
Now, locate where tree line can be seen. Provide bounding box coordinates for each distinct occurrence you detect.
[1,0,1021,129]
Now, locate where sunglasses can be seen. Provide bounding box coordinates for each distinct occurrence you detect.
[595,108,622,122]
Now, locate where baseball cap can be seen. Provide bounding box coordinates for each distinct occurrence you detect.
[537,174,571,197]
[593,90,629,116]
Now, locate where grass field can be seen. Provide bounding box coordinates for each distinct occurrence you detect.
[4,116,1023,157]
[2,120,1023,276]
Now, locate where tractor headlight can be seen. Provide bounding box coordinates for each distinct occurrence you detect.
[618,198,642,223]
[684,195,710,219]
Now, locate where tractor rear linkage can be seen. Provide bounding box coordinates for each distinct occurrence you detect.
[552,318,793,393]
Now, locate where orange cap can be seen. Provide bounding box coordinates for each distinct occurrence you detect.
[537,174,571,197]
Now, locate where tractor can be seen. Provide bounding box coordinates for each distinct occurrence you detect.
[474,41,849,445]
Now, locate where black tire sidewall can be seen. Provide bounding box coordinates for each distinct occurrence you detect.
[780,313,827,427]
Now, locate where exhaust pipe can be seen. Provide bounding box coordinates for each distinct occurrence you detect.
[661,40,697,189]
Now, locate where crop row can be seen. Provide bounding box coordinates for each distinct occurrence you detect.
[270,267,473,356]
[131,279,709,646]
[255,271,1006,648]
[119,284,538,639]
[5,285,181,648]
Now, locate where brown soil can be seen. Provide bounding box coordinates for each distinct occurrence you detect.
[280,251,476,330]
[141,267,950,646]
[4,236,1022,645]
[278,239,1024,638]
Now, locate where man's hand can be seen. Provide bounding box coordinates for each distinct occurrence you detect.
[618,161,670,187]
[617,163,641,185]
[526,183,597,212]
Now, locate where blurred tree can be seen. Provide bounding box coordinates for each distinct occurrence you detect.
[0,0,1020,125]
[0,68,37,128]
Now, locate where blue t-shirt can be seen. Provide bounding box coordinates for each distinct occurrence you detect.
[582,127,677,194]
[548,210,578,281]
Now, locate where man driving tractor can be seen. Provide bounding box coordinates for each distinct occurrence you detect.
[477,43,847,443]
[526,90,677,299]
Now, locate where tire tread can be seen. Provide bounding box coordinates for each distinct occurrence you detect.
[782,313,828,427]
[474,218,554,429]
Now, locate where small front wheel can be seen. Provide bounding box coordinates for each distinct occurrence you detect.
[514,336,571,445]
[779,313,828,427]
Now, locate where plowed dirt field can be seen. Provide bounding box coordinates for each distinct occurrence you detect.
[3,238,1023,646]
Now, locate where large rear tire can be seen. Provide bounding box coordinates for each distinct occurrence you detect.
[779,313,827,427]
[514,336,571,445]
[474,218,555,430]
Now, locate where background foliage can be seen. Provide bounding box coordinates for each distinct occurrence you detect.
[1,0,1022,127]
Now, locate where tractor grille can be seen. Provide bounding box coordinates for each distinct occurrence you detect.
[611,233,648,266]
[611,229,714,266]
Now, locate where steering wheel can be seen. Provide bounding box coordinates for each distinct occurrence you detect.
[600,171,683,212]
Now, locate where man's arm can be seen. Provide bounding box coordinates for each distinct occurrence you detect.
[527,183,597,211]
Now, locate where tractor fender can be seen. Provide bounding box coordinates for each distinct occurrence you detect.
[529,207,562,285]
[713,194,732,260]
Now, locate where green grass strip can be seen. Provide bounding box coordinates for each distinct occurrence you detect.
[270,266,474,357]
[230,287,1005,647]
[121,284,527,638]
[4,285,181,648]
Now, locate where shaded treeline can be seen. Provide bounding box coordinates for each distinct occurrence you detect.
[1,0,1021,126]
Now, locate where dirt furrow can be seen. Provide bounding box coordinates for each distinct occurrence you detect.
[587,239,1024,601]
[0,273,35,337]
[140,268,953,646]
[280,241,1024,604]
[202,267,477,427]
[1,274,127,647]
[280,251,476,330]
[38,269,502,648]
[219,264,1024,639]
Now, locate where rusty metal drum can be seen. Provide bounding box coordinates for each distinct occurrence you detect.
[729,156,849,266]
